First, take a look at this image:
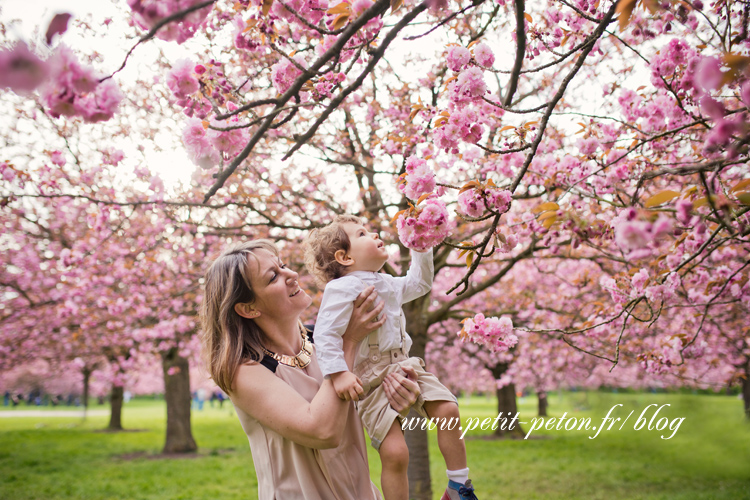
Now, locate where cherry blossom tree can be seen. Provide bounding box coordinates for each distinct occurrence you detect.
[2,0,750,496]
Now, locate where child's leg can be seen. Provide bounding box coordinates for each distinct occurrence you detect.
[423,400,466,470]
[378,420,409,500]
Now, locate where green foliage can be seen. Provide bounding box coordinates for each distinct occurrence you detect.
[1,392,748,499]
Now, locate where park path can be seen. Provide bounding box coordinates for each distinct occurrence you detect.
[0,410,108,417]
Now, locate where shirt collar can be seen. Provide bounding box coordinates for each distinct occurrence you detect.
[348,270,381,280]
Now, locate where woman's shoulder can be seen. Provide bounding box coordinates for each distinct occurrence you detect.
[232,359,278,391]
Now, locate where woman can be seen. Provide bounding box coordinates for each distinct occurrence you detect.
[200,240,420,499]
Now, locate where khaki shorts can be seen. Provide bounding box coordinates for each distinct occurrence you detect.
[353,350,457,449]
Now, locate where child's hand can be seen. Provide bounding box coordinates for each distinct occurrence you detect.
[330,371,364,401]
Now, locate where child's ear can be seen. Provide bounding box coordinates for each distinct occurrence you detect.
[334,249,354,267]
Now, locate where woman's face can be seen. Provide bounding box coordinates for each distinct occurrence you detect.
[245,249,312,320]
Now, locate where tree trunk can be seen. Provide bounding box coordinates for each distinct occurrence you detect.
[403,296,432,500]
[81,366,92,420]
[108,384,124,431]
[490,362,526,438]
[404,407,432,500]
[743,359,750,420]
[161,348,197,454]
[538,391,548,417]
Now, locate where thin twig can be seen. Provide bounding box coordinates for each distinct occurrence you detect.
[100,0,216,82]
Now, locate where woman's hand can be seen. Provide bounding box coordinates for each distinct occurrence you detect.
[383,366,420,416]
[342,286,385,346]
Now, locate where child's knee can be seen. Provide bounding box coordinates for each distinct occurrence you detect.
[379,428,409,471]
[426,400,460,419]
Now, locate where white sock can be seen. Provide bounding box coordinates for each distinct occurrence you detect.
[446,467,470,485]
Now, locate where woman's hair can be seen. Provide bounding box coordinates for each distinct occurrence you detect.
[304,214,362,286]
[199,239,279,394]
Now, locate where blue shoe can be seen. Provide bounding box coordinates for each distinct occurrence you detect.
[441,479,478,500]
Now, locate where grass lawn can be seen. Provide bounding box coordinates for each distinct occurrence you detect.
[1,391,749,499]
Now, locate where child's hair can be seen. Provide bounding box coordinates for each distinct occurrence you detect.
[304,214,363,286]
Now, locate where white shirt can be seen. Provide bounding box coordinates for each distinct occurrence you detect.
[314,249,434,377]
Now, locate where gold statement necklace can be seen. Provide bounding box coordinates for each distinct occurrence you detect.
[262,329,312,369]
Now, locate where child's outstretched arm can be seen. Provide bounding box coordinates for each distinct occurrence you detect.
[395,247,435,303]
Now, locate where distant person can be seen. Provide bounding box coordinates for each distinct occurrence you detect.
[196,388,207,410]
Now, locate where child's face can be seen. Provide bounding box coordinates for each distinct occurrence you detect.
[341,222,389,272]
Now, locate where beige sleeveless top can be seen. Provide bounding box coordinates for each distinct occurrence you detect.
[233,347,382,500]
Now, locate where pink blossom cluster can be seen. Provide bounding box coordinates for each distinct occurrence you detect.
[182,117,220,168]
[167,59,214,118]
[270,0,325,29]
[199,60,233,105]
[644,272,681,304]
[648,38,696,93]
[612,208,674,260]
[0,42,49,94]
[599,275,630,305]
[450,66,488,103]
[346,0,383,38]
[457,189,484,217]
[400,156,436,200]
[396,198,452,251]
[101,149,125,166]
[446,46,471,72]
[1,162,22,186]
[50,151,67,167]
[433,107,484,154]
[473,43,494,68]
[457,187,512,218]
[232,15,261,52]
[270,55,306,95]
[127,0,213,44]
[167,59,200,99]
[206,123,250,158]
[459,313,518,353]
[494,228,519,253]
[311,72,346,101]
[638,335,694,374]
[316,35,357,64]
[40,45,123,123]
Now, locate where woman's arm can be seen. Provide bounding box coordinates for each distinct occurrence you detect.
[230,287,386,450]
[231,363,349,449]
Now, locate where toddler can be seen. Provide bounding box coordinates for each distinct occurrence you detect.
[304,214,478,500]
